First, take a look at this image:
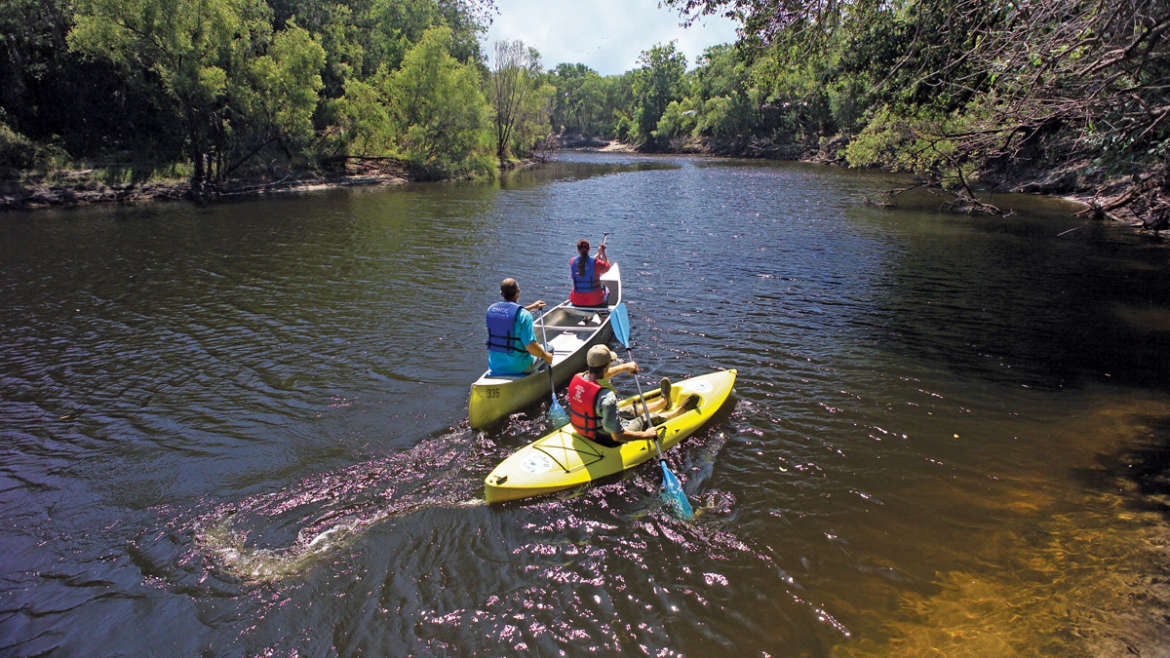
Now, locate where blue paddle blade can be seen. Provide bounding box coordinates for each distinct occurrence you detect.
[659,461,694,520]
[549,398,570,428]
[611,303,630,348]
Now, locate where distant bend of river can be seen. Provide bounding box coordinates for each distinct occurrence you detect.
[2,151,1169,656]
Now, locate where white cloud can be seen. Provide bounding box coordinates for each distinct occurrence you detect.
[482,0,739,76]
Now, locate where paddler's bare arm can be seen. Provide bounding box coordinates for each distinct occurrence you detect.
[526,340,553,365]
[604,360,638,378]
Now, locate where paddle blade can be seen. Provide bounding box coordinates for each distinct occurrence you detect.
[549,397,570,428]
[659,461,694,520]
[611,302,630,348]
[545,365,569,428]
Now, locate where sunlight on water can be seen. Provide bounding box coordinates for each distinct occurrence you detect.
[835,394,1170,655]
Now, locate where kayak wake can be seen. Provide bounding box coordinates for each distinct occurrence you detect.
[193,433,484,583]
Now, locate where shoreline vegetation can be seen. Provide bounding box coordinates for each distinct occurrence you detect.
[2,1,1166,232]
[0,140,1127,235]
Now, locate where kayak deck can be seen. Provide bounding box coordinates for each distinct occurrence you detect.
[484,369,737,504]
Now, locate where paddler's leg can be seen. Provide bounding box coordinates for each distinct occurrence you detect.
[649,394,699,426]
[629,394,670,418]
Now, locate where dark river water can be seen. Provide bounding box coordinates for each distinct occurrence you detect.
[3,151,1170,656]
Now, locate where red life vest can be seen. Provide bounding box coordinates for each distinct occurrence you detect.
[567,373,606,440]
[569,256,607,306]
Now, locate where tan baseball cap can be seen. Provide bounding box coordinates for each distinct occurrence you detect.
[586,344,616,367]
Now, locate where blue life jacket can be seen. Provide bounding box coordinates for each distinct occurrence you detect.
[485,301,525,354]
[570,256,600,293]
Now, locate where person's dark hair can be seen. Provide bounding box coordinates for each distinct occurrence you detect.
[500,278,519,301]
[576,239,589,277]
[587,364,607,377]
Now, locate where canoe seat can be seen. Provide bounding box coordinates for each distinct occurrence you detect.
[543,324,602,332]
[548,332,584,355]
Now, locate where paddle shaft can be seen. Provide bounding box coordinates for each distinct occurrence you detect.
[622,344,667,461]
[537,308,567,423]
[610,304,666,459]
[610,302,693,518]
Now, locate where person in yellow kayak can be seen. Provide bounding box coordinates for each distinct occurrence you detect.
[486,277,553,376]
[567,344,698,446]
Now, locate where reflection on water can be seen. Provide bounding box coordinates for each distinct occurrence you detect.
[3,152,1170,655]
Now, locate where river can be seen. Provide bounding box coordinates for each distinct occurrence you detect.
[2,151,1168,656]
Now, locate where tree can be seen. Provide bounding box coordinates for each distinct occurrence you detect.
[68,0,278,190]
[1,0,179,165]
[231,24,325,169]
[691,43,757,147]
[665,0,1170,224]
[632,41,687,148]
[386,25,494,179]
[490,40,552,161]
[327,78,395,156]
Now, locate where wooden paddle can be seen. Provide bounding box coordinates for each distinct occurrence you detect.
[610,302,694,520]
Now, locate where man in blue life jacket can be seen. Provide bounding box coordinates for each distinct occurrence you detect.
[486,277,553,376]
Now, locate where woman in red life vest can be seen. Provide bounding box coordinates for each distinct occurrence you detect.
[569,238,611,307]
[567,345,697,446]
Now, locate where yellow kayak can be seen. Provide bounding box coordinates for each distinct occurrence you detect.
[484,369,737,504]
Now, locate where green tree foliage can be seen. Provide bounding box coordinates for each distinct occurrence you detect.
[631,41,687,148]
[268,0,487,96]
[327,78,395,156]
[1,0,178,164]
[385,25,494,179]
[663,0,1170,223]
[549,63,612,136]
[655,96,698,140]
[68,0,286,187]
[608,72,640,141]
[3,0,495,189]
[269,1,362,99]
[490,40,552,161]
[234,24,326,163]
[691,44,757,146]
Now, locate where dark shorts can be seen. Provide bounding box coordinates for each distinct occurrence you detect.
[589,417,648,447]
[590,432,621,448]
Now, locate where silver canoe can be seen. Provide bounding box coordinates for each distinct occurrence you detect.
[468,263,622,430]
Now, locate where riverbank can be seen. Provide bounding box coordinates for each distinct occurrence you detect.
[1,145,1160,236]
[0,158,411,212]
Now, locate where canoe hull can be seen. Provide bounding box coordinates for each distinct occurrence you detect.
[483,369,737,504]
[468,264,621,430]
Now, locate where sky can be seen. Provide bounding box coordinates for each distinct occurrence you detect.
[482,0,741,76]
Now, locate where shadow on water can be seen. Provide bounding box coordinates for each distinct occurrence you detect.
[852,200,1170,393]
[1078,415,1170,517]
